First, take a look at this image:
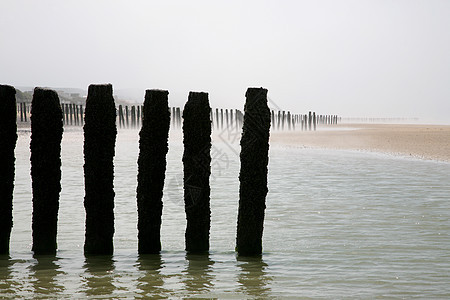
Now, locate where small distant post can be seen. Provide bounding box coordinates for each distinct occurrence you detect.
[236,87,271,256]
[137,90,170,254]
[0,85,18,255]
[83,84,117,255]
[30,88,63,255]
[183,92,212,253]
[313,112,316,131]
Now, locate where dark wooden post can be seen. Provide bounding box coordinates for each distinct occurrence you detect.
[80,105,84,126]
[83,84,117,255]
[24,103,28,122]
[30,88,63,255]
[132,106,137,128]
[183,92,211,253]
[225,109,229,128]
[215,108,219,130]
[220,109,224,129]
[287,111,291,130]
[308,111,312,131]
[0,85,18,255]
[171,107,176,127]
[19,102,24,122]
[236,87,271,256]
[230,109,234,128]
[313,112,317,131]
[137,105,141,127]
[64,104,69,125]
[137,90,170,254]
[176,107,181,129]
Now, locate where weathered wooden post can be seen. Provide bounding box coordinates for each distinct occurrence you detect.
[83,84,117,255]
[236,87,271,256]
[313,112,317,131]
[131,106,136,128]
[308,111,312,131]
[287,111,291,130]
[30,88,63,255]
[230,109,234,128]
[0,85,18,255]
[215,108,219,130]
[24,103,28,122]
[19,102,24,122]
[125,106,129,128]
[176,107,181,128]
[137,90,170,254]
[225,109,229,128]
[183,92,211,253]
[80,105,84,126]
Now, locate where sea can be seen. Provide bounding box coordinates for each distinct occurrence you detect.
[1,126,449,299]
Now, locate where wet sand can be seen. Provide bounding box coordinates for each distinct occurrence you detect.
[270,124,450,162]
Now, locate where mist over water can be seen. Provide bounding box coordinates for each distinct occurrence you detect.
[2,128,449,298]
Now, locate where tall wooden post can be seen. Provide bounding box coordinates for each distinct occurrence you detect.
[137,90,170,254]
[236,87,271,256]
[83,84,117,255]
[0,85,18,255]
[30,88,63,255]
[183,92,211,253]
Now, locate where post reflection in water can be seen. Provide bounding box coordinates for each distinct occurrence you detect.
[237,256,272,298]
[182,253,214,293]
[136,254,168,298]
[30,255,64,296]
[82,256,116,297]
[0,256,16,296]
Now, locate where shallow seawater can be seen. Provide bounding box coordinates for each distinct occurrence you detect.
[1,127,449,298]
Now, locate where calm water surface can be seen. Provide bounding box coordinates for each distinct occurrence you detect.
[1,127,449,298]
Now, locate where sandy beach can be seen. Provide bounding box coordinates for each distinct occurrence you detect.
[270,124,450,162]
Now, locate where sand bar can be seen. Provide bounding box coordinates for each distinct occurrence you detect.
[270,124,450,162]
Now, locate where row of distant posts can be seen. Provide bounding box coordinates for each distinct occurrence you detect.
[17,102,339,131]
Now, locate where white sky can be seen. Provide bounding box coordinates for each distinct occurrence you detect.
[1,0,449,123]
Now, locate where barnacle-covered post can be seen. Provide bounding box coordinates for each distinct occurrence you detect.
[236,87,271,256]
[83,84,117,255]
[137,89,170,254]
[183,92,211,253]
[30,88,63,255]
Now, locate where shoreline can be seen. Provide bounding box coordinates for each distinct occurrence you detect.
[270,123,450,163]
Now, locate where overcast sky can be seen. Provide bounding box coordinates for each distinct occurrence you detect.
[1,0,449,123]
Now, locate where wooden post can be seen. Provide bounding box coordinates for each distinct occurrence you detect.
[137,90,170,254]
[0,85,17,255]
[230,109,234,128]
[131,106,136,128]
[23,103,28,122]
[125,106,129,128]
[220,109,224,129]
[83,84,117,255]
[313,112,317,131]
[30,88,63,255]
[183,92,211,253]
[118,105,124,128]
[176,107,181,129]
[308,111,312,131]
[137,105,141,127]
[237,87,271,256]
[225,109,229,128]
[80,105,84,126]
[215,108,219,130]
[75,104,80,126]
[287,111,291,130]
[19,102,24,122]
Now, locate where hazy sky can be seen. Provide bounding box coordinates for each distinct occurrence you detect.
[1,0,449,123]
